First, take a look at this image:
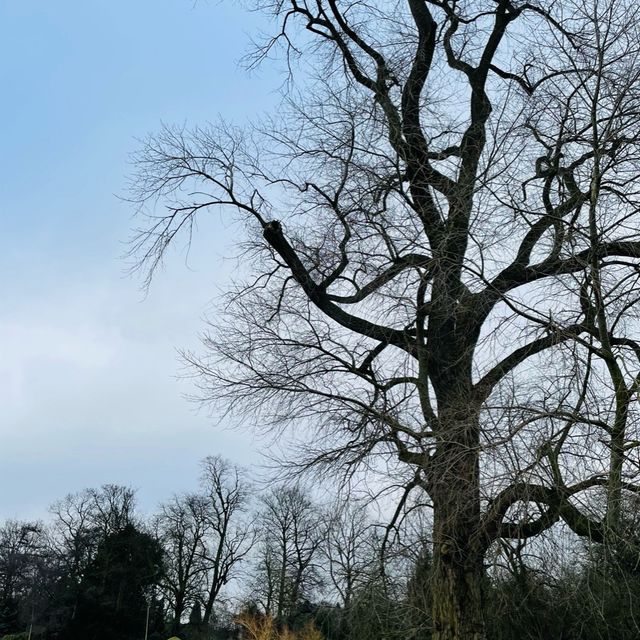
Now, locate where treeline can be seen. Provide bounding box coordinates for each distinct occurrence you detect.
[2,457,640,640]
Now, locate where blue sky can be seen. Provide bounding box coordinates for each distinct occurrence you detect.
[0,0,278,520]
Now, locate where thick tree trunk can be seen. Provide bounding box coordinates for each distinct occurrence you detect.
[431,535,485,640]
[172,597,185,635]
[429,412,485,640]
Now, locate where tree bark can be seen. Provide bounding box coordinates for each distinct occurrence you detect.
[431,533,485,640]
[429,411,485,640]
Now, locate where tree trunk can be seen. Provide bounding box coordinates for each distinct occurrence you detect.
[431,537,485,640]
[172,597,185,635]
[203,589,215,627]
[429,413,485,640]
[203,574,222,626]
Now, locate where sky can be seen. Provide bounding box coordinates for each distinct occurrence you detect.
[0,0,279,521]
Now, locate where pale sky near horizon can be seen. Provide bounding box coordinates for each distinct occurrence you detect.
[0,1,280,521]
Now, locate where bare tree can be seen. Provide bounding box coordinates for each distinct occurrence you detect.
[199,455,253,625]
[154,493,208,634]
[322,501,375,608]
[250,537,279,616]
[155,458,252,631]
[130,0,640,637]
[49,484,137,621]
[251,486,323,622]
[50,485,136,551]
[50,491,97,591]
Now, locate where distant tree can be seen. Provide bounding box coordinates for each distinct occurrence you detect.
[251,487,323,625]
[154,458,252,632]
[49,484,137,629]
[251,538,279,617]
[49,485,136,581]
[0,521,45,634]
[322,502,375,609]
[154,494,209,634]
[67,523,164,640]
[199,456,253,626]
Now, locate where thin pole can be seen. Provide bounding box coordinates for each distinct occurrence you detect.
[144,601,150,640]
[28,596,34,640]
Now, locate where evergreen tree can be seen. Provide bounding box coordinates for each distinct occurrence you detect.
[66,524,164,640]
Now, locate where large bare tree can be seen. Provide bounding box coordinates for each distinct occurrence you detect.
[130,0,640,637]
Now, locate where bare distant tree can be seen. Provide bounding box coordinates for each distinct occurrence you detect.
[49,484,137,616]
[322,501,375,608]
[130,0,640,637]
[155,458,253,631]
[154,493,208,634]
[250,539,279,616]
[85,485,136,538]
[199,455,253,625]
[251,486,323,622]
